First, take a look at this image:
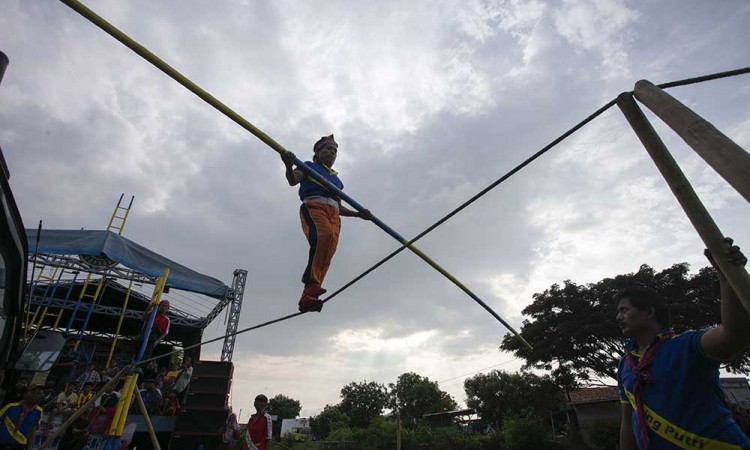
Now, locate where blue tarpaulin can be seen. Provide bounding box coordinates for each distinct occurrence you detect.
[27,229,229,300]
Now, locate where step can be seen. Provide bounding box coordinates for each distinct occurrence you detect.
[173,409,227,433]
[185,391,228,410]
[168,433,222,450]
[192,361,233,378]
[189,376,231,393]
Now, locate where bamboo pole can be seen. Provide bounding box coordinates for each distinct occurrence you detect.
[616,92,750,314]
[107,374,136,436]
[633,80,750,203]
[115,375,138,435]
[134,387,162,450]
[37,368,128,450]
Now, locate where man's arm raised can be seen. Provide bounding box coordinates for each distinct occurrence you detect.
[700,238,750,362]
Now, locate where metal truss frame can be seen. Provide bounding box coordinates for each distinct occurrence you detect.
[30,253,157,285]
[221,269,247,362]
[28,294,204,328]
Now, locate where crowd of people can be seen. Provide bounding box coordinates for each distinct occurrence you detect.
[0,356,194,449]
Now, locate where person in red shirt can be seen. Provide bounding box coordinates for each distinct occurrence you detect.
[244,394,272,450]
[135,299,171,360]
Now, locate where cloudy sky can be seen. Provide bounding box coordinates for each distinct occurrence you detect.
[1,0,749,419]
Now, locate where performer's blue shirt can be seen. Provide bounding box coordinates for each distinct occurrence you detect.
[298,161,343,200]
[0,402,43,445]
[617,330,750,449]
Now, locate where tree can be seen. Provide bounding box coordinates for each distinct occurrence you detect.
[463,370,565,428]
[500,263,750,380]
[268,394,302,437]
[339,381,389,428]
[388,372,457,425]
[311,404,350,439]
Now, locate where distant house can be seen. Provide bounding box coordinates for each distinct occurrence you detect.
[423,408,478,429]
[721,377,750,409]
[567,386,621,444]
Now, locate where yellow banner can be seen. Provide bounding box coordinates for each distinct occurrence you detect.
[623,388,741,450]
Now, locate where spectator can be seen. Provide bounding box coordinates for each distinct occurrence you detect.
[0,384,44,449]
[244,394,272,450]
[50,347,80,391]
[135,300,171,360]
[165,364,179,382]
[219,411,240,450]
[101,361,119,384]
[95,384,120,433]
[155,368,167,391]
[163,391,181,416]
[76,364,100,391]
[57,405,92,450]
[75,383,94,409]
[174,357,193,404]
[4,380,28,404]
[138,380,163,416]
[53,384,78,421]
[37,383,57,411]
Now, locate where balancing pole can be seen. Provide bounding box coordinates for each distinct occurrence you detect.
[617,92,750,315]
[57,0,531,349]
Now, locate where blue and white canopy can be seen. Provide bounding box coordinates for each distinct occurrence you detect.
[27,229,229,300]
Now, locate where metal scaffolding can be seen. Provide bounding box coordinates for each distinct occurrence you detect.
[221,269,247,362]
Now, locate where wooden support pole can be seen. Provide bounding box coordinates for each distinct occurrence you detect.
[37,368,128,450]
[633,79,750,203]
[134,387,162,450]
[616,92,750,315]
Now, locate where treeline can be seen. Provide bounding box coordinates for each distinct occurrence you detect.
[267,371,569,450]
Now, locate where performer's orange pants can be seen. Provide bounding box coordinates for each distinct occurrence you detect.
[300,202,341,288]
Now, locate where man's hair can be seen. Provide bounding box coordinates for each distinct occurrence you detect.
[613,285,671,327]
[254,394,268,403]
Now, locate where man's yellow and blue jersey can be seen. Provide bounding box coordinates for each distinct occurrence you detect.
[0,402,43,446]
[617,330,750,449]
[298,161,343,200]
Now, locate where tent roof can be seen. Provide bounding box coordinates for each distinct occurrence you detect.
[27,229,229,300]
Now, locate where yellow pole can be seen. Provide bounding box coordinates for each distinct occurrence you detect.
[107,374,133,436]
[106,280,134,367]
[116,374,138,435]
[30,305,42,327]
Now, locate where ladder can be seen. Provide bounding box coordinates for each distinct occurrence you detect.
[64,195,134,354]
[107,194,135,235]
[30,269,81,331]
[28,266,62,328]
[66,272,108,352]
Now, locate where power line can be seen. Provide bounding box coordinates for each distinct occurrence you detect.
[438,358,521,384]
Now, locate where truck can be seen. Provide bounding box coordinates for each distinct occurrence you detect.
[280,418,312,442]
